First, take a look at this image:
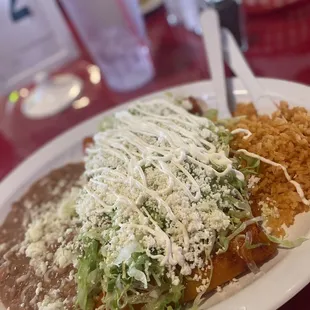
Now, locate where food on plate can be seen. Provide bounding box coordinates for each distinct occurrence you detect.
[0,97,309,310]
[0,163,84,310]
[231,102,310,236]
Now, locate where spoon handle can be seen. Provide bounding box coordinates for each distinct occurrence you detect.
[222,28,276,113]
[200,9,231,118]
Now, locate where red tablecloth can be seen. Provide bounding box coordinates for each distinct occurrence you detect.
[244,0,307,14]
[1,2,310,309]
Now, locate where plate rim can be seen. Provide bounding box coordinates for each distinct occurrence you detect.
[1,77,310,310]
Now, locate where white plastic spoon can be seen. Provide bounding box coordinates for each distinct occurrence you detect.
[222,28,277,114]
[200,9,231,118]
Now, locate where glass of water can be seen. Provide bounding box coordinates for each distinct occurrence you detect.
[61,0,154,92]
[164,0,202,34]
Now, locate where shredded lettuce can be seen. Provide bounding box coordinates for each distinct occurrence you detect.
[217,115,246,127]
[77,239,102,310]
[127,265,148,289]
[98,252,169,310]
[77,102,305,310]
[114,241,143,265]
[218,128,233,147]
[98,116,116,131]
[266,234,308,249]
[217,216,264,252]
[237,153,260,176]
[204,109,218,121]
[202,108,246,127]
[143,283,184,310]
[245,241,268,250]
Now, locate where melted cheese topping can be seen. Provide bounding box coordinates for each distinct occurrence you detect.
[77,99,245,283]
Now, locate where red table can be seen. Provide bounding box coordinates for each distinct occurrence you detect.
[1,2,310,309]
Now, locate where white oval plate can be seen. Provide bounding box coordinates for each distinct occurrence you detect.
[1,78,310,310]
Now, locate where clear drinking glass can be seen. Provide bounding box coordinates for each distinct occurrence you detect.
[61,0,154,92]
[163,0,202,34]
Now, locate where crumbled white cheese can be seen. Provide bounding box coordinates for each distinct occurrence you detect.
[54,247,73,268]
[259,200,280,219]
[0,242,7,253]
[36,282,43,296]
[216,286,223,292]
[37,295,64,310]
[76,99,246,287]
[204,209,230,231]
[197,279,210,293]
[26,221,44,243]
[25,241,46,258]
[180,98,193,110]
[247,176,260,189]
[68,270,75,281]
[18,183,83,305]
[57,188,79,219]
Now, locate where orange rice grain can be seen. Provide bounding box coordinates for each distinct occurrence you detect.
[231,102,310,235]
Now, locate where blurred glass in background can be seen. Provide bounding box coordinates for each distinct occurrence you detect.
[0,0,82,119]
[0,0,80,95]
[163,0,247,50]
[164,0,202,34]
[61,0,154,92]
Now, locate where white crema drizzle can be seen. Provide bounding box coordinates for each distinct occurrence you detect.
[77,99,245,277]
[236,149,310,206]
[231,128,252,139]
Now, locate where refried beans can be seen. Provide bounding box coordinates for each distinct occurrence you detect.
[0,163,84,310]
